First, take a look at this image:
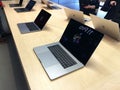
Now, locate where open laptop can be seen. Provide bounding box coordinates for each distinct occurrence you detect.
[41,0,61,9]
[9,0,23,7]
[14,0,36,12]
[90,14,120,41]
[33,19,104,80]
[17,9,51,34]
[64,7,84,24]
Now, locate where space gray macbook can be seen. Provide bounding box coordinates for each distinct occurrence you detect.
[9,0,23,7]
[14,0,36,12]
[17,9,51,34]
[33,19,104,80]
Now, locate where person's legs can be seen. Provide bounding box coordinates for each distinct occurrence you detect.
[0,16,9,42]
[0,7,11,42]
[0,18,7,42]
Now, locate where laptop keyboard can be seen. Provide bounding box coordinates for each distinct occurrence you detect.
[48,45,77,69]
[26,22,38,31]
[15,8,27,12]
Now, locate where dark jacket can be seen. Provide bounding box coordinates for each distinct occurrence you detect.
[104,0,120,26]
[0,0,3,7]
[79,0,100,15]
[101,0,111,11]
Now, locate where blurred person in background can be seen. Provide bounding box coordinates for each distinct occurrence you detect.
[79,0,100,15]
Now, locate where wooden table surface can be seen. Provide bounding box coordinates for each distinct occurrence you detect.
[3,1,120,90]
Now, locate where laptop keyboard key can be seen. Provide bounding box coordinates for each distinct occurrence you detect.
[48,45,77,69]
[26,22,38,31]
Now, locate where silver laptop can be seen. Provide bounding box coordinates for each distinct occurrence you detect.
[41,0,61,9]
[90,14,120,41]
[17,9,51,34]
[64,7,84,24]
[14,0,36,12]
[34,19,104,80]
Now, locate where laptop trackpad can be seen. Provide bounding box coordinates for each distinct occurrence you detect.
[17,23,30,33]
[38,51,59,68]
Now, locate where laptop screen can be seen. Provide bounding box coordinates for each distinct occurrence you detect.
[64,8,84,24]
[25,0,36,10]
[19,0,23,5]
[60,19,104,65]
[34,9,51,29]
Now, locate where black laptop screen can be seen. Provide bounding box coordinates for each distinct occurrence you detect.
[25,0,36,10]
[34,9,51,29]
[60,19,104,65]
[19,0,23,5]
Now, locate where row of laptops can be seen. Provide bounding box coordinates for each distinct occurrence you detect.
[9,0,23,7]
[15,7,104,80]
[10,0,36,12]
[13,4,119,80]
[17,7,85,34]
[9,0,61,13]
[64,7,120,41]
[33,18,104,80]
[33,11,120,80]
[64,8,120,41]
[16,6,120,41]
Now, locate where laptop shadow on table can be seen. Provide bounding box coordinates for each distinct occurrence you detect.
[30,9,36,12]
[103,35,120,44]
[42,25,52,31]
[85,57,111,75]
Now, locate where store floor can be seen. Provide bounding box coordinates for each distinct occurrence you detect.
[0,42,17,90]
[0,36,29,90]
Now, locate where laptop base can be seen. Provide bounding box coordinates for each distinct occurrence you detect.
[17,22,40,34]
[34,42,84,80]
[14,8,29,12]
[9,4,22,7]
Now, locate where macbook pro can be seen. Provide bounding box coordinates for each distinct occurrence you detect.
[9,0,23,7]
[34,19,104,80]
[14,0,36,12]
[17,9,51,34]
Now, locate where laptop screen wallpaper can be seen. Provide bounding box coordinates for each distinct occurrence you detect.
[60,19,103,65]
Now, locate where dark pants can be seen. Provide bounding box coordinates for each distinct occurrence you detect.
[0,7,10,32]
[0,7,11,37]
[104,5,120,27]
[101,0,111,11]
[0,18,4,34]
[79,0,98,15]
[0,8,4,37]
